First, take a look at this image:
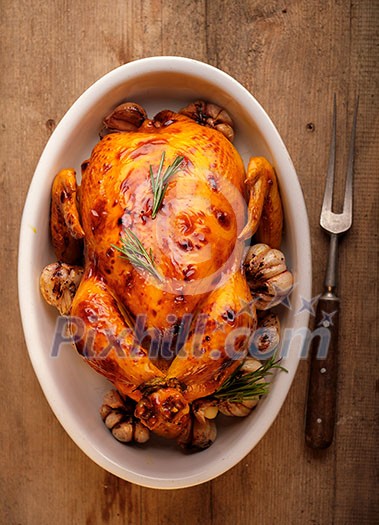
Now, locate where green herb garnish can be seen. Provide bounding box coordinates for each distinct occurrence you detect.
[214,355,287,403]
[112,229,162,281]
[150,152,184,218]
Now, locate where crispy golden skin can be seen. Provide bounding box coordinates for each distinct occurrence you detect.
[48,108,283,440]
[50,169,84,264]
[71,271,164,400]
[79,112,247,331]
[238,157,283,247]
[167,269,255,402]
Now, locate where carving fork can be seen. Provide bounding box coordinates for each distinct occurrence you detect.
[305,95,359,449]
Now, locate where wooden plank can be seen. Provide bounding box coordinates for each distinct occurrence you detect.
[0,0,377,524]
[333,1,379,523]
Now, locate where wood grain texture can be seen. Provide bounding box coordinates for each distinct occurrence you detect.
[1,0,378,524]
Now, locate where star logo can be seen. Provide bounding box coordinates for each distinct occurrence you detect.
[278,293,292,310]
[296,294,321,317]
[263,283,295,311]
[318,310,337,328]
[236,297,257,318]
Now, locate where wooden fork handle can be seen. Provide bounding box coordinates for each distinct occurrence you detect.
[305,295,340,449]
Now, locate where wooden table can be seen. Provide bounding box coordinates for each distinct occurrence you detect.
[1,1,377,523]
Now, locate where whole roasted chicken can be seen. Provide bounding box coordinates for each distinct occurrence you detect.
[40,100,293,449]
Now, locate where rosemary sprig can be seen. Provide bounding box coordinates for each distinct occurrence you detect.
[112,228,162,281]
[150,152,184,218]
[214,355,287,403]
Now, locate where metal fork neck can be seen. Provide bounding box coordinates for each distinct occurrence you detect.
[324,233,339,295]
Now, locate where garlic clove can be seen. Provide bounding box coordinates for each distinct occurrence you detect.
[215,123,234,142]
[192,418,217,449]
[112,421,134,442]
[105,411,124,429]
[102,389,126,411]
[99,404,112,421]
[134,422,150,443]
[193,398,219,424]
[203,406,219,420]
[239,357,262,374]
[218,399,258,417]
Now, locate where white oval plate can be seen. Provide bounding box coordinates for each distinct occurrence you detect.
[18,57,311,489]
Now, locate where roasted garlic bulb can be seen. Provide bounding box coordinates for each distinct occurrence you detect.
[244,243,293,309]
[40,261,84,315]
[100,390,150,444]
[179,99,235,142]
[253,311,280,355]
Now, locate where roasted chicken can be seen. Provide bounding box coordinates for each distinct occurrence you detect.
[41,100,292,449]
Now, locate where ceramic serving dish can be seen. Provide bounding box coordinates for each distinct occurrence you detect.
[18,57,311,489]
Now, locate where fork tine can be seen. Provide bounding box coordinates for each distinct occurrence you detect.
[342,96,359,222]
[321,94,337,215]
